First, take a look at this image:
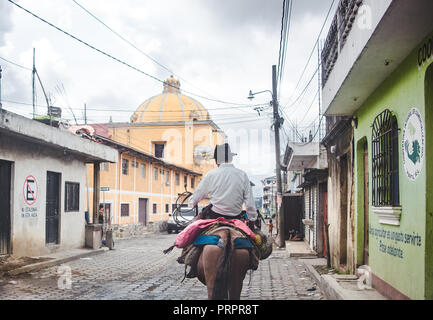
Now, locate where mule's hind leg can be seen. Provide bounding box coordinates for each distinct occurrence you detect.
[198,245,223,300]
[228,249,250,300]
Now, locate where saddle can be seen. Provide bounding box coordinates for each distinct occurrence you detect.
[176,222,271,280]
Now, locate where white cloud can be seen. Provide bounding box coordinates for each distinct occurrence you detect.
[0,0,335,176]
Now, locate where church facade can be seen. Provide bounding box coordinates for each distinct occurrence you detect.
[86,76,225,234]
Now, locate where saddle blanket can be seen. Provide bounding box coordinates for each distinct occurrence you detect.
[193,235,254,249]
[175,217,256,249]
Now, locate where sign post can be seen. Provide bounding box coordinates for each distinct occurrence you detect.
[100,186,113,249]
[100,186,109,224]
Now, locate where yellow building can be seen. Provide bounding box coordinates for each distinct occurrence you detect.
[86,76,224,233]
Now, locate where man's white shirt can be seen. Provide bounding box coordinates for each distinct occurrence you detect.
[189,163,257,221]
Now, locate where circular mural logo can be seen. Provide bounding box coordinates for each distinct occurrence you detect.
[402,108,425,180]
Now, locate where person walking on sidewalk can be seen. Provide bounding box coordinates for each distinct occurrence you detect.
[268,219,274,236]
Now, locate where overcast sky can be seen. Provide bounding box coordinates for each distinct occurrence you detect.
[0,0,336,192]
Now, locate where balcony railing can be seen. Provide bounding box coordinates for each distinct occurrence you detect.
[321,0,363,87]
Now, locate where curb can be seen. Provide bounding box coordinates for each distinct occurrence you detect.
[7,247,109,276]
[113,231,156,241]
[303,262,344,300]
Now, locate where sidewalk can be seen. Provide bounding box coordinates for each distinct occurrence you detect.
[300,257,388,300]
[285,240,317,257]
[2,247,109,276]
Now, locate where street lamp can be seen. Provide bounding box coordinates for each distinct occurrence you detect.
[247,89,273,101]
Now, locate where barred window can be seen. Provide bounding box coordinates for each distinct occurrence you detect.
[372,109,399,207]
[154,143,165,158]
[121,203,130,217]
[122,159,129,175]
[65,182,79,212]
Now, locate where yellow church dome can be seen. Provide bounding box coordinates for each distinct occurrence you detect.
[131,76,211,123]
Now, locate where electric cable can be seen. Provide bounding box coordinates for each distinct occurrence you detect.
[71,0,220,101]
[284,0,336,107]
[7,0,254,107]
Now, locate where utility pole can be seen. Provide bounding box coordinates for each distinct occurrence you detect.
[32,48,36,119]
[317,40,323,141]
[272,65,285,248]
[0,65,3,112]
[84,103,87,124]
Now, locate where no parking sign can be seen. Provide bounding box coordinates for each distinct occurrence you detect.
[23,175,38,205]
[21,175,39,218]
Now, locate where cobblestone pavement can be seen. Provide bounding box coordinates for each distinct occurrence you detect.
[0,233,324,300]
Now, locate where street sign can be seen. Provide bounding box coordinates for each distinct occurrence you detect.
[23,175,38,206]
[100,187,110,192]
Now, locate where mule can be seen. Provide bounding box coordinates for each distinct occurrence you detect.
[196,226,251,300]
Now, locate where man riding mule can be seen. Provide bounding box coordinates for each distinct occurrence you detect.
[164,143,272,300]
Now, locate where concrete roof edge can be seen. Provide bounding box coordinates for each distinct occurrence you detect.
[0,110,117,163]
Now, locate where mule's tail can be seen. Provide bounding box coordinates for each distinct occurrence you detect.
[212,230,232,300]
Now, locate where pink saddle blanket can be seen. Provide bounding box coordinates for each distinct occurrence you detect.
[175,217,256,249]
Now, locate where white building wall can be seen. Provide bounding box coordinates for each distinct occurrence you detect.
[322,0,392,113]
[0,134,87,257]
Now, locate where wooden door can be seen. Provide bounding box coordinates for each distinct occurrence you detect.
[46,172,60,244]
[138,198,148,226]
[0,161,12,255]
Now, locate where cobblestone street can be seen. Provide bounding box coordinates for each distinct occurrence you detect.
[0,233,324,300]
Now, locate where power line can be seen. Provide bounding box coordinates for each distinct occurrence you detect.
[1,98,268,113]
[1,99,264,124]
[277,0,293,94]
[284,0,335,106]
[296,115,325,146]
[7,0,251,107]
[71,0,219,100]
[0,55,32,71]
[283,60,320,111]
[295,86,319,125]
[277,0,287,83]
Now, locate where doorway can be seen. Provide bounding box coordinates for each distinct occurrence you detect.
[46,171,61,245]
[339,154,348,266]
[138,198,148,226]
[0,160,12,255]
[363,141,370,265]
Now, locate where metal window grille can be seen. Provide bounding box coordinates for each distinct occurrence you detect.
[65,182,79,212]
[372,109,399,207]
[122,159,129,175]
[121,203,129,217]
[154,143,165,158]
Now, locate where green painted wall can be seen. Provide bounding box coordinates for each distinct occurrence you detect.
[354,30,433,300]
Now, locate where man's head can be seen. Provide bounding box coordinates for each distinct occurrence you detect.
[213,143,237,165]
